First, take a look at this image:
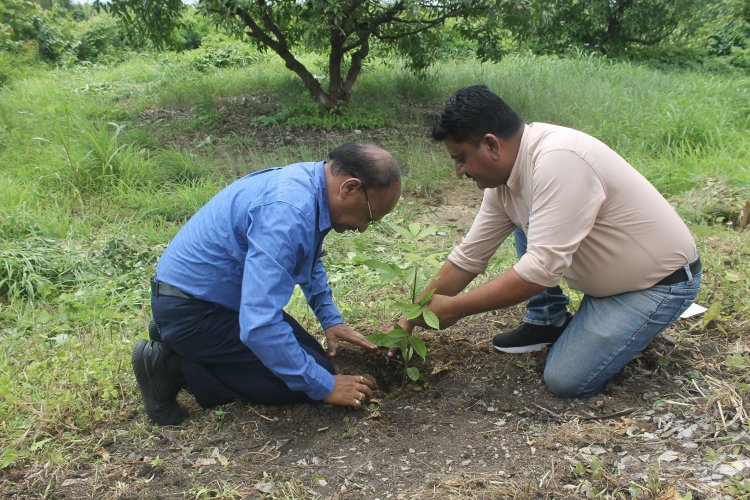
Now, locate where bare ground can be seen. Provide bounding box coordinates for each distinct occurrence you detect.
[4,310,749,498]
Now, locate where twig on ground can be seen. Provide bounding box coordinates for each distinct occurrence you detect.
[530,403,566,422]
[579,407,638,421]
[248,406,276,422]
[530,403,637,422]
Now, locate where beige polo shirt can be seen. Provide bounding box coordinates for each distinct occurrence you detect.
[447,123,698,297]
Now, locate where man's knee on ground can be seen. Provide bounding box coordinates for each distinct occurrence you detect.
[543,363,594,398]
[544,374,580,398]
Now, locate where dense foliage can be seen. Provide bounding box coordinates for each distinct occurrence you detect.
[506,0,750,70]
[97,0,507,110]
[0,1,748,95]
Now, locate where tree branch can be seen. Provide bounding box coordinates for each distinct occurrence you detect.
[375,7,469,41]
[233,4,330,107]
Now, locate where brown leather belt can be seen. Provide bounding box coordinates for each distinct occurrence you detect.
[655,257,702,286]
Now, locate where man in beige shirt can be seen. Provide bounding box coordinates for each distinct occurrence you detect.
[402,85,701,397]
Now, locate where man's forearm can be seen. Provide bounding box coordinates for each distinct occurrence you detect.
[452,268,546,317]
[419,260,477,299]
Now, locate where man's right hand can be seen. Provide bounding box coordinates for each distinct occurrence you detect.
[322,374,375,408]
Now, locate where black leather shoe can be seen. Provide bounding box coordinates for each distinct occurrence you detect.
[148,320,161,342]
[492,313,573,353]
[131,339,187,425]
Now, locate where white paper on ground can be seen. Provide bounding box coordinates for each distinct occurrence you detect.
[680,303,707,318]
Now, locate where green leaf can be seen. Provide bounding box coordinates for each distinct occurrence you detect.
[358,258,402,281]
[402,266,417,289]
[392,225,414,241]
[408,222,421,236]
[398,302,423,319]
[30,438,52,451]
[0,448,17,469]
[422,308,440,329]
[416,226,438,240]
[366,332,404,348]
[398,338,409,360]
[409,336,427,361]
[418,288,436,306]
[406,366,420,381]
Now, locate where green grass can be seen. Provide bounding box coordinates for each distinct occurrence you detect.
[1,49,749,471]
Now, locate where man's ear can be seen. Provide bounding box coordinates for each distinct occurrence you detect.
[339,177,362,198]
[482,133,501,153]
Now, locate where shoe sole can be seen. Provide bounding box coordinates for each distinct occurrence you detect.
[494,342,551,353]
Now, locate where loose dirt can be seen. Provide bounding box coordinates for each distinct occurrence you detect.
[6,310,748,499]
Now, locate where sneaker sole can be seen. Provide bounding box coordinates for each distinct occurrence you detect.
[494,342,551,353]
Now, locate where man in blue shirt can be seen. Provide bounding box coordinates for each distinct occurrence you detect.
[132,143,402,425]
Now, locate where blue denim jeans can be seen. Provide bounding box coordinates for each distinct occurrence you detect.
[513,228,569,325]
[512,227,701,397]
[543,272,701,397]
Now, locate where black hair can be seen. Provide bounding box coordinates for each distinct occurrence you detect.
[327,142,401,189]
[432,85,524,145]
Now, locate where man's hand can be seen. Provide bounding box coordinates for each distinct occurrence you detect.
[324,323,377,356]
[412,294,464,330]
[322,374,375,409]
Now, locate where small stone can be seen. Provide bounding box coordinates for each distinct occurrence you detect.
[718,464,741,476]
[677,424,697,439]
[658,451,679,462]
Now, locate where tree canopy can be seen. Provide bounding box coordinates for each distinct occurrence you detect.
[511,0,703,55]
[97,0,503,111]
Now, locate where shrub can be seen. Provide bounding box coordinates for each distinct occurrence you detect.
[186,34,259,72]
[73,14,124,62]
[0,43,44,86]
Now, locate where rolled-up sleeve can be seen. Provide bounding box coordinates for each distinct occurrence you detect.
[513,149,606,287]
[239,203,334,400]
[448,190,517,274]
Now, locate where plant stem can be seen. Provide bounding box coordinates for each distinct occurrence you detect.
[411,266,417,303]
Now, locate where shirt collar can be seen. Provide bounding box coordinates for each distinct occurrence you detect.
[505,124,529,194]
[315,161,332,233]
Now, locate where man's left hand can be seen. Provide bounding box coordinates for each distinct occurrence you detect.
[324,324,378,356]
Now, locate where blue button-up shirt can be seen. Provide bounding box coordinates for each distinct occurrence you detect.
[155,161,341,399]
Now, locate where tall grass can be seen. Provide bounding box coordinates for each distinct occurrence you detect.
[0,49,748,471]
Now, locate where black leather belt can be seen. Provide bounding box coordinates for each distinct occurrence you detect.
[151,279,193,299]
[655,257,702,286]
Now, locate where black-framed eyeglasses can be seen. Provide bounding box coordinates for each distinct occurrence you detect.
[361,183,374,225]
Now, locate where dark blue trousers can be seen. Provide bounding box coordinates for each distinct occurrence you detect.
[151,295,335,408]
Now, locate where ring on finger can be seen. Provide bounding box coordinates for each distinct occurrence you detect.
[353,398,360,406]
[360,376,364,383]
